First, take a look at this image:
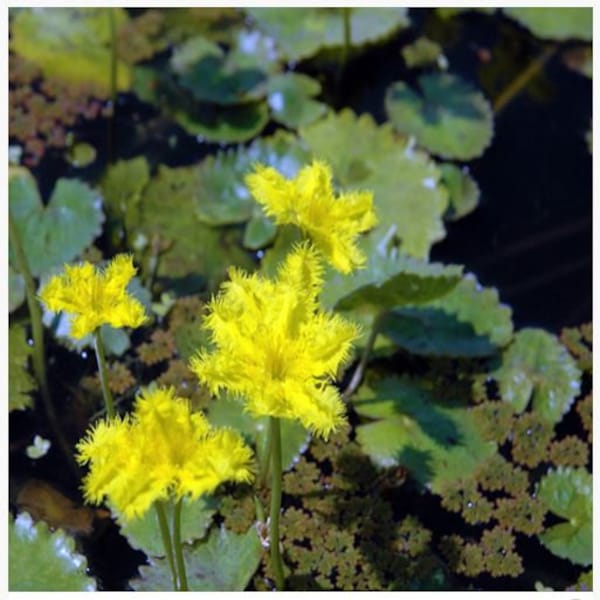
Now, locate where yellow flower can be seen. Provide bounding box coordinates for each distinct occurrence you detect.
[190,243,360,439]
[76,386,254,521]
[245,160,377,274]
[39,254,147,339]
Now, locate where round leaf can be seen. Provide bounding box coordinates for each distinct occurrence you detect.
[385,73,494,160]
[267,73,326,128]
[503,7,592,42]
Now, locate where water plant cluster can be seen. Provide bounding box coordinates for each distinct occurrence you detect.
[8,6,592,592]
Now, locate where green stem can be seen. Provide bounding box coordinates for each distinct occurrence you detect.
[258,423,272,488]
[93,330,115,418]
[172,498,188,591]
[269,417,285,590]
[493,44,556,114]
[342,310,386,402]
[155,502,178,591]
[9,213,78,476]
[341,7,352,71]
[108,8,117,164]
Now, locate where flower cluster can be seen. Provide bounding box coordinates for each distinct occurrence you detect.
[76,386,254,521]
[191,242,360,439]
[39,254,147,339]
[245,160,377,274]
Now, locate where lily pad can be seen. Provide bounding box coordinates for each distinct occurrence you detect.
[9,265,26,313]
[208,395,310,472]
[246,7,409,62]
[380,307,499,358]
[9,166,104,277]
[385,73,494,160]
[300,109,448,259]
[9,512,96,591]
[10,7,131,96]
[440,163,480,221]
[267,73,327,129]
[117,496,218,559]
[503,7,592,42]
[491,329,581,424]
[537,467,592,566]
[132,525,262,591]
[9,324,37,412]
[402,37,445,69]
[354,377,496,491]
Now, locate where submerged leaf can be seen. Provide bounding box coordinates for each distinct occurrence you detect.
[537,467,592,566]
[9,512,96,591]
[385,73,494,160]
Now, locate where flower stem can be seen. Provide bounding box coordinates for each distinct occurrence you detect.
[107,7,117,164]
[258,423,272,488]
[172,498,188,591]
[342,7,352,69]
[269,417,285,590]
[155,502,178,591]
[93,330,115,418]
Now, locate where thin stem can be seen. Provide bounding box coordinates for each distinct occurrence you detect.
[9,212,78,476]
[493,44,556,114]
[342,311,386,402]
[341,7,352,71]
[93,330,115,419]
[269,417,285,591]
[108,8,117,164]
[172,498,188,591]
[258,423,272,488]
[155,502,178,591]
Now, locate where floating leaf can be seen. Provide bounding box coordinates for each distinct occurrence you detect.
[132,525,262,591]
[354,377,496,491]
[267,73,327,129]
[9,324,37,412]
[380,307,499,357]
[440,163,480,221]
[243,207,277,250]
[491,329,581,423]
[385,73,494,160]
[402,37,445,69]
[503,7,592,42]
[10,7,131,96]
[537,467,592,566]
[247,7,409,62]
[300,109,448,258]
[65,142,97,168]
[9,265,26,313]
[9,166,104,277]
[118,496,218,559]
[9,512,96,591]
[208,395,310,472]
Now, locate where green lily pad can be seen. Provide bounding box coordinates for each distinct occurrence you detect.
[491,329,581,424]
[246,7,409,62]
[267,73,327,129]
[440,163,480,221]
[402,37,445,69]
[208,395,310,472]
[503,8,592,42]
[300,109,448,259]
[380,307,499,358]
[65,142,97,168]
[132,525,262,591]
[137,165,255,292]
[9,512,96,591]
[9,166,104,277]
[9,265,26,313]
[354,377,496,491]
[537,467,592,566]
[385,73,494,160]
[170,35,224,74]
[117,496,218,559]
[9,324,37,412]
[10,7,131,96]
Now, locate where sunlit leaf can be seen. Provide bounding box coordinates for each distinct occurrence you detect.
[132,525,262,591]
[9,166,104,277]
[503,7,592,42]
[300,109,448,259]
[385,73,494,160]
[9,512,96,591]
[267,73,327,128]
[440,163,480,221]
[355,377,496,491]
[9,324,37,412]
[10,7,131,96]
[402,37,445,69]
[491,329,581,423]
[537,467,592,566]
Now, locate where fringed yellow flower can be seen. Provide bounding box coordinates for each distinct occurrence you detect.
[190,243,360,439]
[245,160,377,273]
[76,386,254,521]
[39,254,147,339]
